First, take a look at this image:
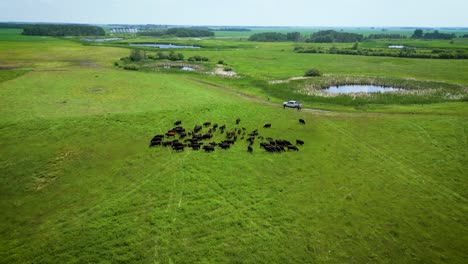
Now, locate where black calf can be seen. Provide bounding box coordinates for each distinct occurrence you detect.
[299,119,305,124]
[296,139,304,145]
[263,123,271,128]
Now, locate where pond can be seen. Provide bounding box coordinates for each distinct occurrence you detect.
[129,43,200,49]
[323,85,401,94]
[81,38,123,42]
[160,65,195,71]
[388,45,405,49]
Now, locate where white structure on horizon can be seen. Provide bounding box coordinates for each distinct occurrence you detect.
[110,28,139,34]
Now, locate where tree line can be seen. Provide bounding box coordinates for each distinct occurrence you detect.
[248,30,362,43]
[138,28,214,37]
[294,46,468,59]
[368,33,406,39]
[22,24,105,36]
[306,30,363,43]
[248,29,468,43]
[248,32,301,42]
[411,29,455,40]
[215,28,251,31]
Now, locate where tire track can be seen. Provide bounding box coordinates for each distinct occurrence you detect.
[187,78,330,114]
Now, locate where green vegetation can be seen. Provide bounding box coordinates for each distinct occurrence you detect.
[368,33,406,39]
[306,30,363,43]
[411,29,455,40]
[22,24,105,36]
[249,32,301,42]
[304,68,322,77]
[294,44,468,59]
[0,27,467,263]
[138,27,214,37]
[0,70,29,83]
[264,75,467,106]
[188,55,209,62]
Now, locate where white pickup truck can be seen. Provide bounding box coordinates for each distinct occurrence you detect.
[283,100,302,109]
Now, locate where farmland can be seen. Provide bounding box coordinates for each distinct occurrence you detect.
[1,27,467,263]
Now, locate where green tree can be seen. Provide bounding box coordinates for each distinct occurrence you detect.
[157,52,167,60]
[129,49,142,61]
[176,53,184,61]
[352,41,359,50]
[412,29,424,38]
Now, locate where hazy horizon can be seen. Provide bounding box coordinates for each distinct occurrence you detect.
[1,0,467,27]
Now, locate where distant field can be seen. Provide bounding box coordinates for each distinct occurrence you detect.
[212,27,468,38]
[1,28,467,263]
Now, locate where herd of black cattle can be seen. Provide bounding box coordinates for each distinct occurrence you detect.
[149,118,306,153]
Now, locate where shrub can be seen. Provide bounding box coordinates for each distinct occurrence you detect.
[188,55,209,62]
[224,67,233,71]
[129,49,142,62]
[217,60,224,65]
[304,69,322,77]
[123,64,139,71]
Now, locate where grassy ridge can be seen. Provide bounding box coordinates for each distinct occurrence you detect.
[1,28,467,263]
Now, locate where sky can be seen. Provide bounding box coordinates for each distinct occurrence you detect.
[1,0,467,27]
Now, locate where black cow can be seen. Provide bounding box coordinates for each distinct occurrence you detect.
[299,119,305,125]
[189,143,202,150]
[248,146,253,153]
[220,124,226,130]
[203,145,215,152]
[174,120,182,125]
[263,123,271,128]
[236,118,241,125]
[287,145,299,151]
[219,142,230,149]
[152,134,164,141]
[203,122,211,127]
[202,133,212,140]
[194,125,202,133]
[296,139,304,145]
[149,140,162,147]
[172,145,184,152]
[162,141,173,147]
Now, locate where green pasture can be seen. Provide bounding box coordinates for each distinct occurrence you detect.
[1,28,467,263]
[84,34,468,84]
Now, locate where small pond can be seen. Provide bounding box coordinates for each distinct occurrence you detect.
[323,85,401,94]
[160,65,195,71]
[388,45,405,49]
[129,43,200,49]
[82,38,123,42]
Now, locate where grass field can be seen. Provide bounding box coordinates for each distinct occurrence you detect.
[1,28,467,263]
